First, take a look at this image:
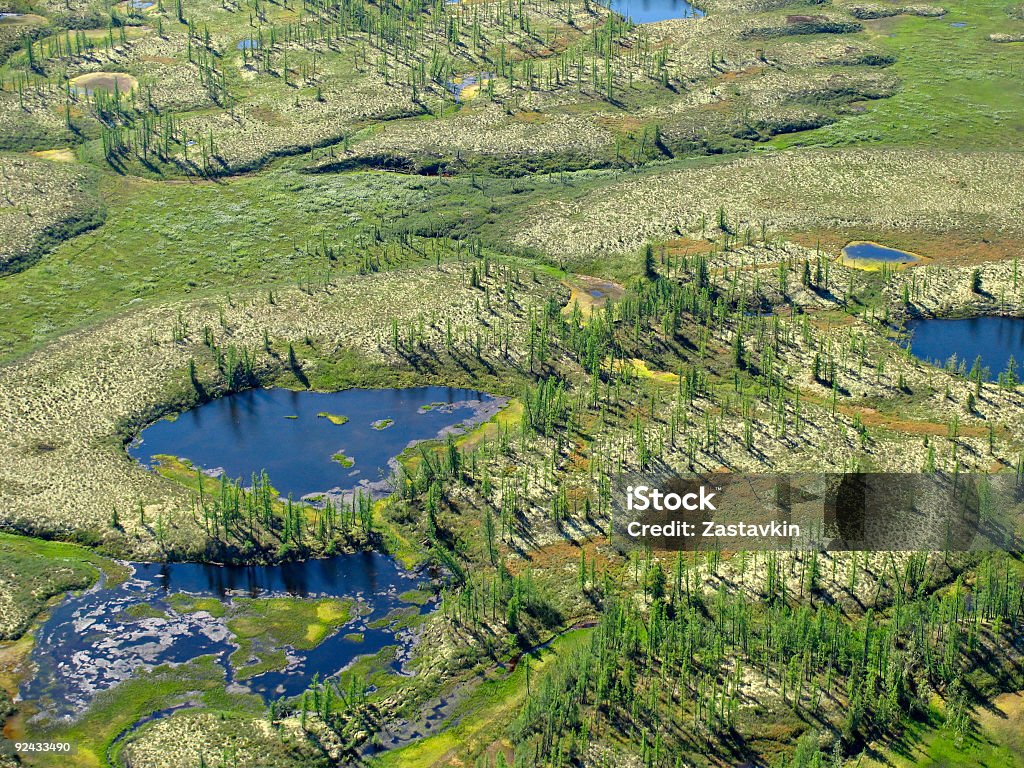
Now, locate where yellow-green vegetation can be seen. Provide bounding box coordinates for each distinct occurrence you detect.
[398,589,433,606]
[859,695,1024,768]
[317,411,349,425]
[29,656,225,768]
[0,533,122,640]
[227,597,355,679]
[166,593,226,617]
[118,602,169,621]
[331,450,354,468]
[372,629,591,767]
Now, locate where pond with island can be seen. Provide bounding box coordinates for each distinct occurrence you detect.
[21,553,435,722]
[129,386,505,502]
[19,386,505,732]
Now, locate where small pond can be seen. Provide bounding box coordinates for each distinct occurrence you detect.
[20,553,436,722]
[444,0,702,21]
[903,317,1024,381]
[129,386,505,503]
[70,71,138,97]
[606,0,703,23]
[446,72,492,102]
[841,241,922,268]
[237,38,259,50]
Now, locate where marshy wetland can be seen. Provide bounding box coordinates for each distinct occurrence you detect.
[21,552,437,722]
[1,0,1024,764]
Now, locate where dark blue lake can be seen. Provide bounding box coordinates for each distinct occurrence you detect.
[903,317,1024,381]
[842,241,920,265]
[607,0,703,22]
[129,387,505,502]
[21,553,436,722]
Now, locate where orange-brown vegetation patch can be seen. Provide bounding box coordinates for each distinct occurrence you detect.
[506,537,612,575]
[510,111,549,124]
[836,403,991,439]
[595,114,645,133]
[713,65,766,84]
[662,236,716,256]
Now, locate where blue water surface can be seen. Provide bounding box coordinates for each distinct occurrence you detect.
[903,317,1024,381]
[843,242,920,264]
[607,0,703,22]
[129,386,504,501]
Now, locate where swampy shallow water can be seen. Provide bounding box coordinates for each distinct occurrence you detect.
[21,554,435,722]
[446,73,492,101]
[607,0,703,23]
[129,386,505,502]
[17,387,505,724]
[903,317,1024,381]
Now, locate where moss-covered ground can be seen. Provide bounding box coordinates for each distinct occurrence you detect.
[1,0,1024,763]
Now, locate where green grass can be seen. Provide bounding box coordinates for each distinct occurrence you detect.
[31,655,225,768]
[118,603,169,621]
[317,412,349,425]
[398,589,433,606]
[369,629,592,768]
[773,0,1024,151]
[0,169,436,361]
[226,597,355,680]
[0,533,126,640]
[166,593,227,618]
[0,159,593,362]
[861,701,1024,768]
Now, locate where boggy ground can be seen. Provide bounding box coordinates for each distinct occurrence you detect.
[0,0,1023,764]
[1,228,1023,766]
